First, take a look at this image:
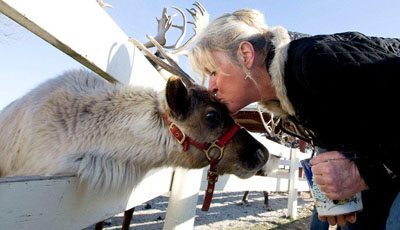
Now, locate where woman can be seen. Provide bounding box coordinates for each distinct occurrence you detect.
[189,9,400,229]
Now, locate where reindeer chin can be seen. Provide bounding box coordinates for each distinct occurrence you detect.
[236,171,257,179]
[216,162,259,179]
[175,151,210,169]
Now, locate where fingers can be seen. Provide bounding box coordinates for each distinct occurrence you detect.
[311,161,330,175]
[336,215,346,227]
[346,212,357,223]
[319,213,357,227]
[310,151,345,165]
[313,174,334,185]
[327,216,337,226]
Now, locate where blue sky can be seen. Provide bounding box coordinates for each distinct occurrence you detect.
[0,0,399,109]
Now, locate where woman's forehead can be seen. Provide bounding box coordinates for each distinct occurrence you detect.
[191,44,233,77]
[199,51,219,73]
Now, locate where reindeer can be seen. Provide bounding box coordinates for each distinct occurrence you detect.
[0,69,271,193]
[0,8,269,196]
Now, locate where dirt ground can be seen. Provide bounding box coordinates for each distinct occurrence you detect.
[86,191,317,230]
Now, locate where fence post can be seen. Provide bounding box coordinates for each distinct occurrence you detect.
[287,147,299,219]
[163,168,203,230]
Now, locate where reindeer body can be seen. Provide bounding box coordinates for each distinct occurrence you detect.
[0,70,173,190]
[0,69,269,192]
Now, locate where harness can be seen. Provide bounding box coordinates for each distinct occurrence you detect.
[163,114,241,211]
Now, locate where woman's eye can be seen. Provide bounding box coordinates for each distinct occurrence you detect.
[209,71,216,77]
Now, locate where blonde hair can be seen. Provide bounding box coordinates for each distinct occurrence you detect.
[189,9,272,79]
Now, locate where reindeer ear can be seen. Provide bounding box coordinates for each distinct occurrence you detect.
[166,76,190,118]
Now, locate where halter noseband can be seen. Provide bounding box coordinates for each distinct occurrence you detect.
[163,114,241,211]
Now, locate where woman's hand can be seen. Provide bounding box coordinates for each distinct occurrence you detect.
[310,151,368,200]
[318,213,357,227]
[310,151,368,226]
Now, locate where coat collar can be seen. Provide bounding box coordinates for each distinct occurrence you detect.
[259,26,296,118]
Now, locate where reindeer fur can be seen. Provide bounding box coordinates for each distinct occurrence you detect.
[0,69,269,192]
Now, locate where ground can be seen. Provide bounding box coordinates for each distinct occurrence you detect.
[86,191,318,230]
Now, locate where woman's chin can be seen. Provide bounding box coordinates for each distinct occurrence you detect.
[226,104,240,114]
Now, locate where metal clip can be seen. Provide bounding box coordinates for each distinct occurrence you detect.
[203,142,224,160]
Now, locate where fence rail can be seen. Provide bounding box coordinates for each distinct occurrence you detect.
[0,169,173,229]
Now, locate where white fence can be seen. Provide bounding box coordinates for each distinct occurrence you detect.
[0,1,309,229]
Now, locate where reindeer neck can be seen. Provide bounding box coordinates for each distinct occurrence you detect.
[114,87,179,162]
[60,86,182,192]
[62,85,178,166]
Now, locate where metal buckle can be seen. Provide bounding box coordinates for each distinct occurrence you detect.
[203,142,224,161]
[169,123,186,144]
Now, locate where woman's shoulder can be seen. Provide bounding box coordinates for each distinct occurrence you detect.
[287,32,374,62]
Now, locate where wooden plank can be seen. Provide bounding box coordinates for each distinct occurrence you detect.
[287,148,299,219]
[0,168,173,230]
[164,168,203,230]
[199,138,309,192]
[199,168,309,193]
[0,0,165,88]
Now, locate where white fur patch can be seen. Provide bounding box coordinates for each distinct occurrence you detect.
[260,26,296,118]
[0,70,177,192]
[60,152,143,193]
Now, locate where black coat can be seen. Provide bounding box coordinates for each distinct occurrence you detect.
[284,32,400,190]
[265,29,400,229]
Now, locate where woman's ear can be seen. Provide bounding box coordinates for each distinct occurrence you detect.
[238,41,255,69]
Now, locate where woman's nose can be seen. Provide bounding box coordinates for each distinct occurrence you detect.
[208,76,218,94]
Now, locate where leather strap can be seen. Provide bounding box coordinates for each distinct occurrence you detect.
[162,114,242,212]
[216,123,241,147]
[164,114,210,151]
[201,157,219,211]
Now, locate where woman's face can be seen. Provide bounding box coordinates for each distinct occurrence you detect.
[208,51,261,114]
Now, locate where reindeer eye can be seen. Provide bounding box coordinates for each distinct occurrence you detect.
[205,110,220,128]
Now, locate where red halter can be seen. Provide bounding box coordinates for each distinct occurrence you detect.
[163,114,241,211]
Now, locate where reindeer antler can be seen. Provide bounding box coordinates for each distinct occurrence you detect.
[172,1,209,55]
[166,7,187,49]
[96,0,113,9]
[143,1,209,54]
[143,6,187,50]
[129,36,195,86]
[143,8,172,48]
[129,2,209,86]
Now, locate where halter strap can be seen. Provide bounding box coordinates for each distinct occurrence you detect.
[162,113,242,211]
[163,114,241,152]
[168,122,210,151]
[216,123,241,147]
[201,157,219,211]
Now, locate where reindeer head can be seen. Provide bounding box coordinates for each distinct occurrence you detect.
[130,2,269,178]
[164,76,269,178]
